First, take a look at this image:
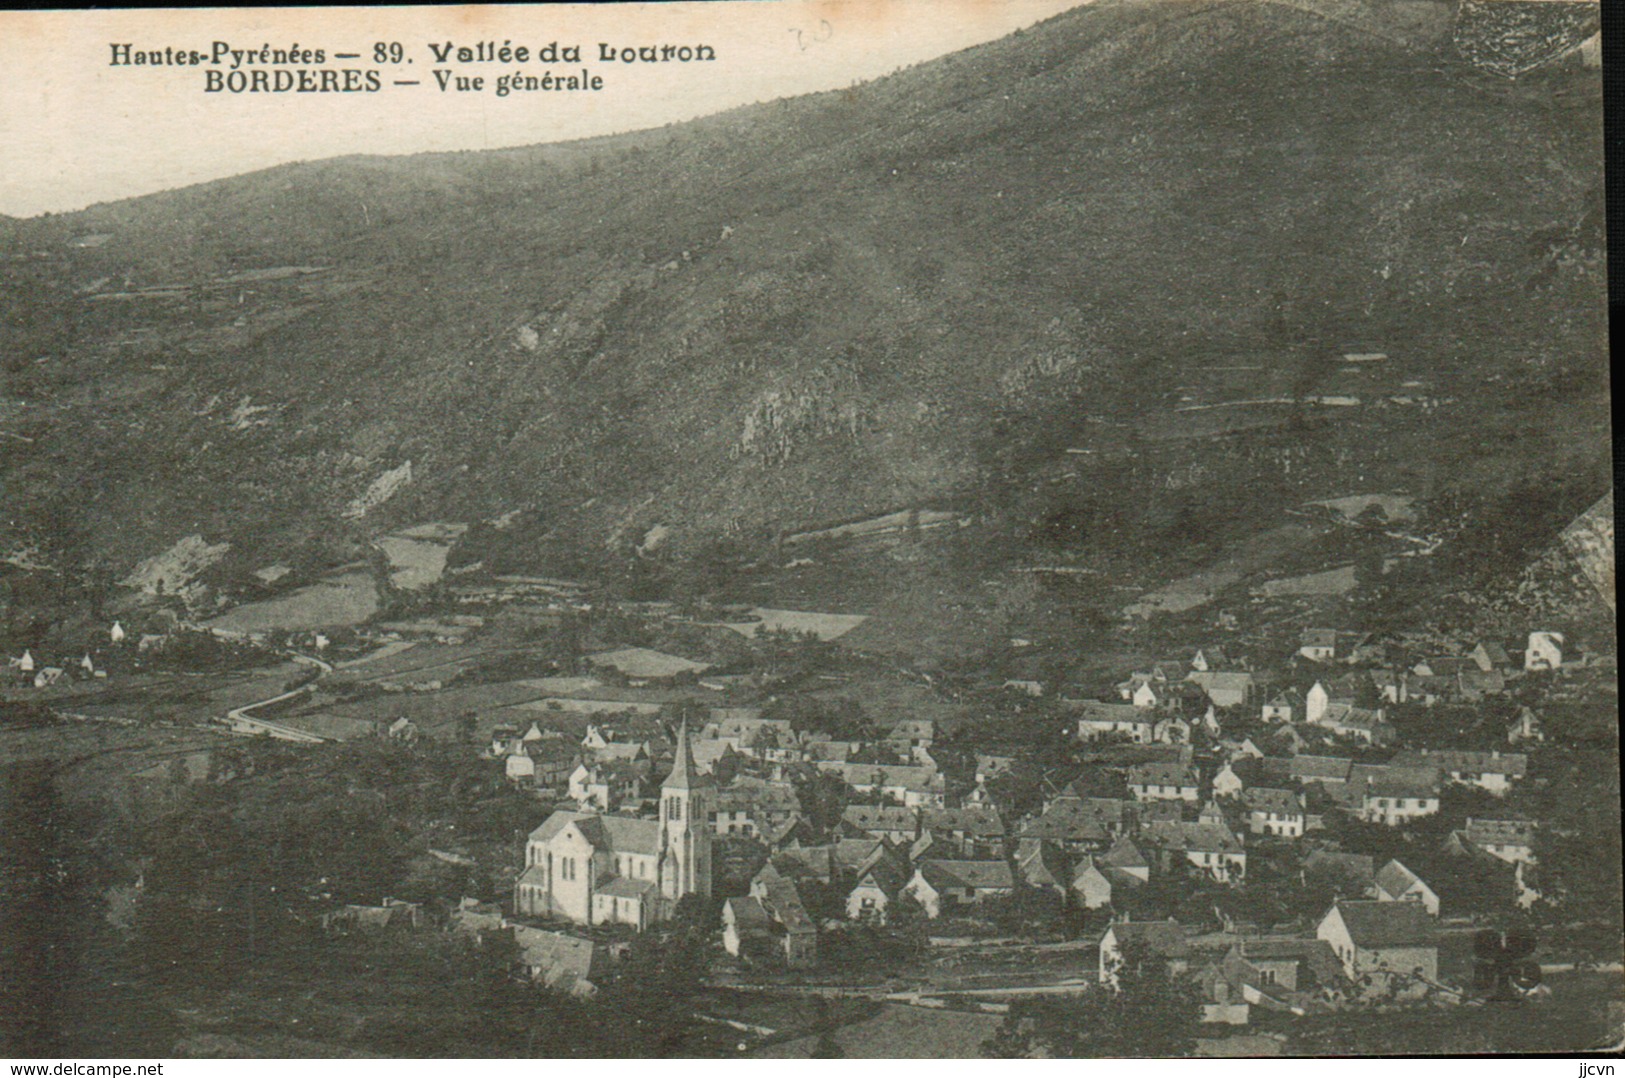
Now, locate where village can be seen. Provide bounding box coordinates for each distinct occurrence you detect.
[3,497,1618,1057]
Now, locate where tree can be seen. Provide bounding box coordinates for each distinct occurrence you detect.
[790,768,852,834]
[984,942,1204,1057]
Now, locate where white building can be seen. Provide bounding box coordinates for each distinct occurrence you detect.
[514,722,712,931]
[1523,631,1564,671]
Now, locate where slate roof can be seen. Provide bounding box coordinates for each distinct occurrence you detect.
[598,876,659,899]
[1391,749,1527,777]
[1365,780,1443,806]
[1303,850,1375,882]
[755,873,816,935]
[1464,817,1534,847]
[590,814,663,855]
[716,778,802,814]
[1233,938,1345,988]
[1020,809,1110,844]
[1127,762,1199,788]
[1015,839,1068,888]
[1106,920,1191,958]
[1328,900,1435,949]
[1142,820,1244,855]
[1243,786,1303,815]
[854,856,910,897]
[513,927,601,992]
[528,810,594,844]
[836,763,942,791]
[1287,755,1354,783]
[1101,835,1148,870]
[1069,700,1152,724]
[920,805,1006,838]
[841,804,918,833]
[770,844,834,882]
[833,837,885,870]
[725,895,772,931]
[1374,859,1428,899]
[917,859,1016,892]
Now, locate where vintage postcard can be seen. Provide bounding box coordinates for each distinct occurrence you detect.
[0,0,1615,1061]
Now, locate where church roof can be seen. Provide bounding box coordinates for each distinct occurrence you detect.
[528,810,594,844]
[598,876,659,899]
[593,815,662,855]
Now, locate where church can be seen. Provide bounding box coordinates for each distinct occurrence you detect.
[514,721,713,931]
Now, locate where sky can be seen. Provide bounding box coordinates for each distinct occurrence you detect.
[0,1,1088,218]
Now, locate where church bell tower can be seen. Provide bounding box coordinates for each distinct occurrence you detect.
[658,720,713,907]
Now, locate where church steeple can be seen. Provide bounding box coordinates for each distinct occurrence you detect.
[658,719,713,905]
[663,719,705,791]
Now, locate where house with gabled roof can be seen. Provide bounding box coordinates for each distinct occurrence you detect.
[1126,762,1200,803]
[846,846,910,924]
[512,926,609,996]
[835,763,945,808]
[1507,707,1544,745]
[567,759,650,811]
[1187,670,1255,709]
[1019,802,1112,850]
[1212,762,1245,799]
[747,862,818,969]
[1100,835,1150,882]
[1242,786,1304,838]
[506,736,581,790]
[1390,749,1527,796]
[1298,629,1339,662]
[1260,688,1302,724]
[1070,856,1114,910]
[1153,714,1192,745]
[1460,817,1535,865]
[1316,900,1437,981]
[1270,724,1309,755]
[1282,754,1353,786]
[701,712,791,745]
[1523,631,1563,672]
[920,804,1007,857]
[903,859,1017,918]
[1190,647,1234,673]
[1099,920,1190,988]
[1374,859,1438,915]
[1454,669,1507,702]
[1213,937,1346,1014]
[1141,820,1246,883]
[1015,837,1068,892]
[769,843,834,883]
[1126,679,1162,709]
[1071,699,1156,744]
[715,776,802,838]
[1469,641,1513,672]
[1359,775,1439,827]
[722,894,776,964]
[840,804,919,844]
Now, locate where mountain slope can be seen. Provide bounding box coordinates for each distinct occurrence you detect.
[0,0,1607,618]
